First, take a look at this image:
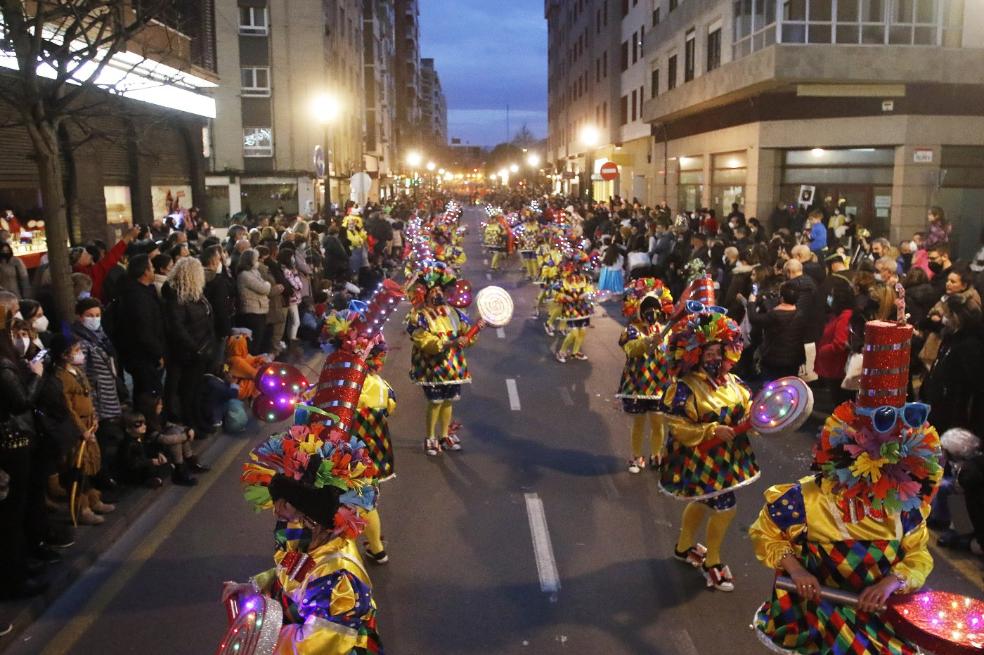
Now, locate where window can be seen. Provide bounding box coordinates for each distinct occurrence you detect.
[670,0,679,10]
[239,6,268,36]
[622,0,629,17]
[241,67,270,97]
[684,29,695,81]
[707,27,721,71]
[603,50,608,77]
[651,68,660,97]
[243,127,273,157]
[632,31,639,64]
[620,95,629,125]
[653,6,660,26]
[631,89,637,121]
[621,40,629,70]
[667,54,677,89]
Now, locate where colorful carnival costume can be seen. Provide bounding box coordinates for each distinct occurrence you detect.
[536,245,564,326]
[617,279,674,473]
[236,424,384,655]
[553,255,595,363]
[660,310,756,591]
[750,320,942,655]
[405,261,478,456]
[483,215,510,271]
[517,215,541,280]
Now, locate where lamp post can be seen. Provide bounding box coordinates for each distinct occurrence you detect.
[312,93,342,214]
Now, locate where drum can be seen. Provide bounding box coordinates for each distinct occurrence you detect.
[215,593,283,655]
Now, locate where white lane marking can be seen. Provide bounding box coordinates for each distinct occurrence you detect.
[669,629,701,655]
[486,272,492,280]
[558,387,574,406]
[524,493,561,594]
[496,327,506,339]
[506,378,521,411]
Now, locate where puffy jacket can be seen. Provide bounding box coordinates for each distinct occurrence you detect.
[0,358,41,424]
[237,268,271,315]
[747,305,805,369]
[116,277,166,364]
[816,309,852,379]
[162,284,215,364]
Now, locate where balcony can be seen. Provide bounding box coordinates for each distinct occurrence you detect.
[642,43,984,125]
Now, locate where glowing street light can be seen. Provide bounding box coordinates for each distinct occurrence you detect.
[526,153,541,168]
[311,93,342,124]
[426,161,436,172]
[406,151,423,167]
[579,124,601,148]
[509,163,519,173]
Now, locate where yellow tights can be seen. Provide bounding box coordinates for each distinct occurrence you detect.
[630,413,664,460]
[559,327,585,354]
[525,259,538,279]
[491,252,504,270]
[364,508,385,553]
[676,502,737,567]
[426,400,454,439]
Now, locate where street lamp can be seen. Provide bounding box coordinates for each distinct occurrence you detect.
[312,93,342,213]
[509,163,519,174]
[526,153,541,168]
[426,161,436,172]
[579,124,601,148]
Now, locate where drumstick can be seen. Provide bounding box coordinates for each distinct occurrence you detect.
[775,576,883,609]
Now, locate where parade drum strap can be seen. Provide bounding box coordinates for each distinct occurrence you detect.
[216,594,283,655]
[475,286,514,327]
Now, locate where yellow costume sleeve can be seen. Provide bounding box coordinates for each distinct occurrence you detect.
[621,327,650,358]
[660,381,717,447]
[251,567,277,594]
[892,519,933,592]
[411,327,445,355]
[749,483,808,569]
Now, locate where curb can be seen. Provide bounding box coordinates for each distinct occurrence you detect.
[0,433,224,652]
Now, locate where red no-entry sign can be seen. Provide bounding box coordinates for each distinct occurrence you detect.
[600,161,619,181]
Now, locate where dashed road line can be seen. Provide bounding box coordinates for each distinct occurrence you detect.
[506,378,521,411]
[496,327,506,339]
[524,493,561,594]
[558,387,574,406]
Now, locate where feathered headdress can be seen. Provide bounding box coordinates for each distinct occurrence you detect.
[814,402,942,515]
[665,311,743,378]
[241,423,379,540]
[622,278,674,320]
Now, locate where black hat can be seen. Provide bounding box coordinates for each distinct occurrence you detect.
[268,473,342,528]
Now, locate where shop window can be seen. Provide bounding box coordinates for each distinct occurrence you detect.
[711,152,747,217]
[243,127,274,157]
[239,7,268,36]
[241,67,270,97]
[104,186,133,225]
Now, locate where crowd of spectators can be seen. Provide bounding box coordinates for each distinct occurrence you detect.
[0,199,411,608]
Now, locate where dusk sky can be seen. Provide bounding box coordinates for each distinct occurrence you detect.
[419,0,547,147]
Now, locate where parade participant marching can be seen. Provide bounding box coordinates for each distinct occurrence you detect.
[517,211,541,281]
[749,320,942,655]
[405,261,482,456]
[228,422,384,655]
[617,278,674,473]
[553,252,596,363]
[535,237,564,327]
[482,211,511,272]
[660,310,757,591]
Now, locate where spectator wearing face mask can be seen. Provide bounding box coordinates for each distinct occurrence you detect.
[921,294,984,435]
[151,254,172,296]
[17,299,49,351]
[0,241,30,298]
[927,244,954,294]
[746,281,805,381]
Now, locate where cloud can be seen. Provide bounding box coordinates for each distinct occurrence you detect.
[420,0,546,145]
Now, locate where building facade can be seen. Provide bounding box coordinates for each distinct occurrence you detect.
[642,0,984,250]
[208,0,366,219]
[363,0,399,200]
[0,2,217,254]
[395,0,423,156]
[420,58,449,149]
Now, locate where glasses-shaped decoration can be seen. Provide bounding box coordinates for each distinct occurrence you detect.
[855,402,930,434]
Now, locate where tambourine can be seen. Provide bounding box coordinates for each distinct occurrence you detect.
[775,576,984,655]
[748,377,814,435]
[215,593,283,655]
[475,286,514,328]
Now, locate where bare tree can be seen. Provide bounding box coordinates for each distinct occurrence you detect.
[511,123,538,149]
[0,0,181,319]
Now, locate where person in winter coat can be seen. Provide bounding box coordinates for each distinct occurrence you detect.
[746,282,805,380]
[903,267,937,329]
[0,241,31,298]
[116,409,171,488]
[72,298,125,477]
[815,281,855,403]
[70,225,140,301]
[922,295,984,435]
[236,249,274,355]
[722,252,755,324]
[202,244,235,371]
[259,244,288,354]
[0,307,48,599]
[291,228,314,300]
[116,254,166,398]
[162,258,215,430]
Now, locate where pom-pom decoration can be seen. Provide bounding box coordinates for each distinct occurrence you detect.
[253,363,311,423]
[446,279,474,309]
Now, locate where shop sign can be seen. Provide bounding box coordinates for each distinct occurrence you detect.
[913,148,933,163]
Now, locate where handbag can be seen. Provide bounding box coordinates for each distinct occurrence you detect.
[841,352,864,390]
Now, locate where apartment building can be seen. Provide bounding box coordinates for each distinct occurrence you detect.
[208,0,366,218]
[364,0,399,200]
[642,0,984,249]
[420,58,449,149]
[395,0,423,154]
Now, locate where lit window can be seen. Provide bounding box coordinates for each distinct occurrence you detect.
[243,128,273,157]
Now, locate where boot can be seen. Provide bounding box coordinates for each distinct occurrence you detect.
[186,455,210,473]
[88,489,116,514]
[172,463,198,487]
[47,474,68,500]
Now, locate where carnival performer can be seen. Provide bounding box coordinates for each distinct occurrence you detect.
[483,212,510,271]
[750,320,942,655]
[553,252,596,363]
[517,211,541,281]
[405,261,481,456]
[432,225,466,273]
[228,423,384,654]
[660,310,757,591]
[617,278,674,473]
[536,239,564,328]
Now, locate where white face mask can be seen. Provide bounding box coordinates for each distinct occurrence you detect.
[82,316,101,332]
[71,351,85,366]
[13,336,29,355]
[216,262,223,275]
[33,315,49,332]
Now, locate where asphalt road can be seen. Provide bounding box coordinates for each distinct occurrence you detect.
[6,205,980,655]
